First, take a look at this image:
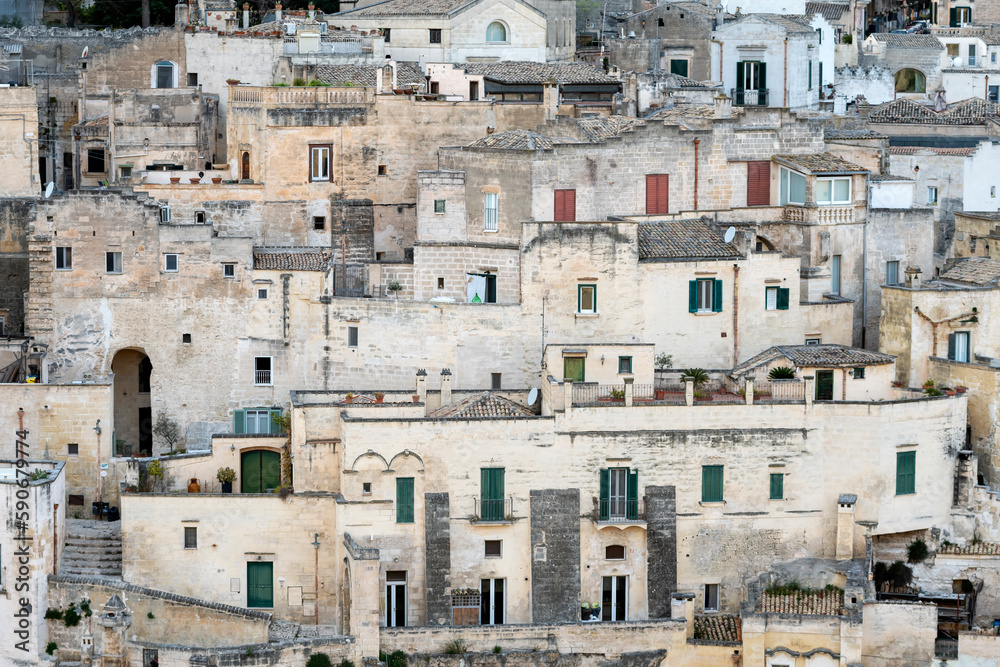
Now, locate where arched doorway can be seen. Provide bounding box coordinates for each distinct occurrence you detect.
[111,349,152,456]
[241,449,280,493]
[241,151,250,180]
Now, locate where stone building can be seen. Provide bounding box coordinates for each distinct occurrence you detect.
[615,1,720,80]
[861,33,945,99]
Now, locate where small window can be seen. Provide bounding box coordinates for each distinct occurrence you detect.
[658,18,664,26]
[486,21,507,42]
[947,43,960,57]
[853,367,865,379]
[816,177,852,205]
[484,192,498,231]
[120,165,132,179]
[429,28,442,44]
[704,583,719,611]
[254,356,272,386]
[313,216,326,230]
[196,211,206,224]
[769,473,783,500]
[348,326,359,347]
[949,331,971,363]
[378,164,388,176]
[187,72,199,86]
[310,145,331,182]
[86,148,106,174]
[779,167,806,205]
[669,59,688,77]
[67,443,79,456]
[886,260,899,286]
[485,540,503,558]
[578,284,597,314]
[362,482,372,494]
[382,28,390,43]
[605,544,626,560]
[491,373,502,390]
[257,287,268,300]
[618,356,632,374]
[831,255,841,296]
[434,199,446,214]
[223,263,236,278]
[437,277,445,289]
[68,494,84,506]
[766,286,778,310]
[55,246,73,270]
[182,333,192,344]
[164,254,178,272]
[925,185,938,204]
[694,278,718,313]
[160,206,171,223]
[184,526,197,549]
[702,465,724,502]
[805,337,821,345]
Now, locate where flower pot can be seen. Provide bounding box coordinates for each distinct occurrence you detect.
[227,79,240,85]
[957,386,969,393]
[221,481,233,494]
[189,178,201,184]
[188,478,201,493]
[413,395,420,403]
[212,177,223,184]
[170,177,181,184]
[345,396,353,404]
[945,389,956,396]
[655,389,666,400]
[376,396,384,404]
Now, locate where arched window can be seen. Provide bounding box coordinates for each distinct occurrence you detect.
[486,21,507,43]
[152,61,176,89]
[894,68,926,93]
[241,151,251,180]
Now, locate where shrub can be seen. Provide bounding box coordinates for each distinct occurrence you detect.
[608,388,625,399]
[30,468,49,480]
[907,538,929,563]
[217,467,237,484]
[44,608,63,620]
[654,352,673,369]
[146,460,165,479]
[293,77,307,86]
[443,639,470,655]
[148,612,155,619]
[306,653,334,667]
[308,79,331,86]
[386,650,406,667]
[493,646,502,654]
[45,641,57,655]
[271,410,291,434]
[80,599,92,617]
[842,34,852,44]
[338,661,356,667]
[64,608,81,627]
[887,560,913,588]
[768,366,795,380]
[681,368,709,387]
[153,412,182,451]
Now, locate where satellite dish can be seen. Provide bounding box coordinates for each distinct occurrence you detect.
[527,387,539,405]
[44,181,54,199]
[952,57,962,67]
[81,46,89,58]
[724,226,736,243]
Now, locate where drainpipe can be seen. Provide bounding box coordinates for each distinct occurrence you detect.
[94,419,102,507]
[783,38,788,107]
[312,533,320,625]
[732,263,740,365]
[693,138,700,211]
[862,172,869,348]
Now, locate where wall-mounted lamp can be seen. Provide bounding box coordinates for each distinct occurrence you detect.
[93,419,102,436]
[601,355,605,365]
[312,533,320,549]
[231,444,236,452]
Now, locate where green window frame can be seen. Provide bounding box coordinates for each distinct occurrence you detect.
[702,465,724,503]
[480,467,505,521]
[434,199,446,214]
[769,473,784,500]
[396,477,415,523]
[233,408,282,435]
[765,286,790,311]
[578,284,597,314]
[689,278,723,313]
[599,467,639,521]
[618,356,632,374]
[853,367,865,379]
[808,60,813,89]
[896,451,915,496]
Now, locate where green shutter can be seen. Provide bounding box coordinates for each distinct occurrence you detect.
[234,409,246,434]
[689,280,698,313]
[599,468,610,520]
[758,62,767,92]
[819,62,823,87]
[896,451,916,495]
[712,279,723,313]
[261,451,281,491]
[770,473,784,500]
[736,61,745,91]
[481,468,505,521]
[950,7,958,26]
[702,465,724,502]
[396,477,415,523]
[948,333,957,360]
[241,451,260,493]
[269,409,282,434]
[808,60,812,89]
[626,469,639,520]
[777,287,790,310]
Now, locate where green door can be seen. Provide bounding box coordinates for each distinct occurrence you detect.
[247,561,273,608]
[241,450,281,493]
[481,468,505,521]
[816,370,834,401]
[563,357,585,382]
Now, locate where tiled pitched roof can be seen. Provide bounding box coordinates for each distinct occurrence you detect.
[253,249,332,271]
[887,145,977,156]
[870,33,943,49]
[774,152,868,174]
[638,220,741,260]
[758,589,845,615]
[650,104,745,122]
[429,392,534,419]
[806,2,849,20]
[458,61,619,85]
[777,344,894,367]
[870,97,1000,125]
[694,615,740,642]
[577,115,642,142]
[938,542,1000,556]
[825,129,888,139]
[315,62,424,87]
[939,257,1000,285]
[468,129,557,150]
[669,74,712,88]
[338,0,474,16]
[869,99,939,124]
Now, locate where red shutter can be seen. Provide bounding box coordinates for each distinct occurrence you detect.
[646,174,669,215]
[554,189,576,222]
[747,161,771,207]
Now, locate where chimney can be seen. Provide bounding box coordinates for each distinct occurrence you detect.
[716,2,725,28]
[856,96,870,119]
[543,79,559,121]
[440,368,452,406]
[416,369,427,406]
[670,593,696,638]
[308,3,315,19]
[243,3,250,29]
[275,2,282,22]
[175,2,188,26]
[835,494,857,560]
[905,265,922,289]
[714,93,732,119]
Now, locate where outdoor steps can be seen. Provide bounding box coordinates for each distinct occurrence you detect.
[60,519,123,579]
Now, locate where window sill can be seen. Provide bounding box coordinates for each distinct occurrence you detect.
[699,501,726,506]
[693,311,720,316]
[483,228,499,233]
[254,384,273,387]
[55,268,73,271]
[575,312,599,318]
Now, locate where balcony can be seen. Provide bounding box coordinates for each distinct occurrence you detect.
[783,205,856,224]
[593,499,646,526]
[254,369,272,386]
[731,88,768,106]
[229,85,374,108]
[473,497,513,523]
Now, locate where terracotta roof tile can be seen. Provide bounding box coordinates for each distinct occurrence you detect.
[774,152,868,173]
[338,0,475,16]
[806,2,849,20]
[458,61,619,85]
[758,589,845,615]
[577,115,642,142]
[468,129,557,150]
[887,145,977,155]
[254,248,332,271]
[694,615,740,642]
[734,344,894,374]
[315,62,423,87]
[638,220,741,260]
[938,542,1000,556]
[870,33,944,49]
[939,257,1000,286]
[871,97,1000,125]
[428,392,535,419]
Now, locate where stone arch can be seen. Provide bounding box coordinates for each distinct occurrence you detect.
[111,348,152,456]
[349,449,390,472]
[241,151,251,180]
[894,68,926,93]
[387,449,425,472]
[755,235,776,252]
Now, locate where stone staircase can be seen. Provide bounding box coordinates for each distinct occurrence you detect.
[59,519,122,579]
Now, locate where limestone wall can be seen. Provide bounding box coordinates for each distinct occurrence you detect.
[860,601,937,667]
[0,87,40,196]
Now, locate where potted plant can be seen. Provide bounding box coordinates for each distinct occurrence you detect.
[345,393,354,404]
[217,466,236,493]
[956,385,969,393]
[412,394,420,403]
[375,392,385,404]
[226,78,241,85]
[387,280,402,298]
[768,366,795,380]
[189,177,201,184]
[212,176,223,184]
[923,379,935,390]
[169,176,181,184]
[891,380,905,388]
[146,460,165,492]
[654,352,672,399]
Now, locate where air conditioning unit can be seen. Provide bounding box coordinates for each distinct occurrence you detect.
[284,22,296,35]
[319,22,327,34]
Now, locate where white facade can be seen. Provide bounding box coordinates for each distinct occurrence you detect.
[733,0,807,13]
[963,141,1000,212]
[871,179,917,209]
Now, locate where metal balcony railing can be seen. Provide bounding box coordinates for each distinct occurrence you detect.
[254,369,272,385]
[732,88,768,106]
[595,499,645,523]
[474,497,513,522]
